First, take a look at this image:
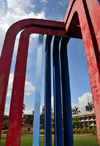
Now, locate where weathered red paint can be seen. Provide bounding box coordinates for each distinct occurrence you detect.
[5,27,32,146]
[64,0,100,145]
[85,0,100,51]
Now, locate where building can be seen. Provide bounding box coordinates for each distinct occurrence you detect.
[23,111,34,125]
[23,111,44,129]
[3,111,96,129]
[72,112,96,128]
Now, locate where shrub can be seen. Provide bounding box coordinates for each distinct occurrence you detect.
[91,127,97,135]
[3,130,7,134]
[73,127,97,135]
[2,120,8,130]
[73,129,82,134]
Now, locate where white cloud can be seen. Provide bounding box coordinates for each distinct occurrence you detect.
[5,103,10,107]
[30,34,39,39]
[30,4,35,8]
[0,0,46,54]
[51,96,54,109]
[25,81,35,92]
[8,73,14,89]
[72,92,93,113]
[25,92,32,96]
[40,0,48,3]
[24,108,34,114]
[7,90,11,97]
[7,73,35,97]
[57,1,63,5]
[0,10,45,32]
[4,103,10,115]
[4,111,9,115]
[40,105,43,114]
[7,0,31,9]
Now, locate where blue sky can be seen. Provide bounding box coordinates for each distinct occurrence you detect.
[0,0,94,115]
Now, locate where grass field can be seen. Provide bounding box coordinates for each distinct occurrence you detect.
[0,134,99,146]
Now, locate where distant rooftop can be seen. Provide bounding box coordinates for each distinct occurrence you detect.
[72,112,95,117]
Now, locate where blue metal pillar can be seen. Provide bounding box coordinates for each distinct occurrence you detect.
[53,36,63,146]
[53,67,57,146]
[33,34,44,146]
[60,37,73,146]
[45,35,52,146]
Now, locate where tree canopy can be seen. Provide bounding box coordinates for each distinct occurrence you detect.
[85,102,93,112]
[23,104,26,111]
[72,106,81,115]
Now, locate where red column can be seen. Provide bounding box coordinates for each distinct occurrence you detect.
[64,0,100,145]
[5,28,30,146]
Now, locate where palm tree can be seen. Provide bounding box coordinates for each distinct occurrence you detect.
[72,106,81,115]
[23,104,26,110]
[85,102,93,112]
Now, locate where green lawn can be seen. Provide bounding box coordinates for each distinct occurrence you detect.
[0,134,99,146]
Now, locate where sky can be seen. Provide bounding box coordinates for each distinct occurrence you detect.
[0,0,96,116]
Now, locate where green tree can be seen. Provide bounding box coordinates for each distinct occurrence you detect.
[72,117,80,129]
[85,102,93,112]
[22,104,27,125]
[72,106,81,115]
[40,105,54,129]
[22,117,29,124]
[51,108,54,117]
[23,103,26,111]
[2,120,8,129]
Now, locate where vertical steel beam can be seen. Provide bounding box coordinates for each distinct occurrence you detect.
[60,37,73,146]
[53,36,63,146]
[45,35,52,146]
[53,67,57,146]
[33,34,44,146]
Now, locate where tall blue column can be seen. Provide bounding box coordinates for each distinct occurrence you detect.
[53,36,63,146]
[33,34,44,146]
[60,37,73,146]
[45,35,52,146]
